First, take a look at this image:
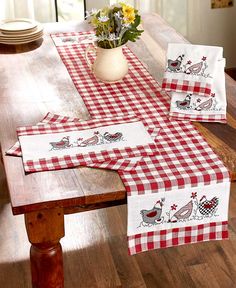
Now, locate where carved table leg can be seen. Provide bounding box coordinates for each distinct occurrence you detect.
[24,207,65,288]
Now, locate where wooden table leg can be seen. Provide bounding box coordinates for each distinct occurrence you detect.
[24,207,65,288]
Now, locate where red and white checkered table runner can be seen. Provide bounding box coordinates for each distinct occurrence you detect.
[51,32,230,254]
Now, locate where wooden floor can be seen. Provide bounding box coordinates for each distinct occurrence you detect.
[0,161,236,288]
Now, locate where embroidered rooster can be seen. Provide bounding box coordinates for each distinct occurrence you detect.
[198,196,219,216]
[195,97,213,111]
[167,54,184,72]
[139,199,165,226]
[103,132,123,142]
[50,136,72,150]
[176,94,191,109]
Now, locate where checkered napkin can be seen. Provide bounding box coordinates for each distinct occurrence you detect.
[162,43,223,96]
[169,58,227,123]
[16,115,159,173]
[50,31,230,255]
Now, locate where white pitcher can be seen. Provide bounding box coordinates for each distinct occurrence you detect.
[85,44,129,83]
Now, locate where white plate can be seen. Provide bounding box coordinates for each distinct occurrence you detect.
[0,31,43,42]
[0,23,43,39]
[1,26,37,35]
[0,26,43,40]
[0,18,37,33]
[0,33,43,45]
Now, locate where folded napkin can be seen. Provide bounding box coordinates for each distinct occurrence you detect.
[13,114,159,173]
[169,58,227,123]
[162,43,223,96]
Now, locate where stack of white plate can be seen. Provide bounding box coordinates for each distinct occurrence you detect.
[0,18,43,45]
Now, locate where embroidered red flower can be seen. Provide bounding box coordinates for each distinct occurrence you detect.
[187,60,192,65]
[202,56,207,61]
[191,192,197,199]
[171,204,177,210]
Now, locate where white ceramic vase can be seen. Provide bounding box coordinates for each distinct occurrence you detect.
[85,44,129,83]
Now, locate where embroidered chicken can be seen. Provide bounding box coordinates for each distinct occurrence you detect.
[140,199,164,226]
[167,54,184,72]
[77,132,100,147]
[195,97,213,111]
[169,201,193,222]
[50,136,72,150]
[103,132,123,142]
[185,61,203,75]
[198,196,219,216]
[176,94,191,109]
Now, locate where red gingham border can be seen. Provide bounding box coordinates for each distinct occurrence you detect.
[17,114,139,136]
[128,221,228,255]
[162,78,212,96]
[169,112,227,123]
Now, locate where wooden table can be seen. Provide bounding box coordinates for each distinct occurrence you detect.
[0,13,235,288]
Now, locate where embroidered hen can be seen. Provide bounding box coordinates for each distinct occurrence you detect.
[140,199,164,225]
[195,97,213,111]
[167,54,184,72]
[103,132,123,142]
[50,136,71,150]
[176,94,191,109]
[198,196,219,216]
[78,133,99,147]
[185,61,203,74]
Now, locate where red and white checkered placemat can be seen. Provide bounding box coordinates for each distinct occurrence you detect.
[7,113,150,172]
[17,115,158,173]
[50,32,230,254]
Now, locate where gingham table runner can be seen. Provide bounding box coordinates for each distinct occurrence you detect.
[39,32,230,254]
[17,115,159,173]
[162,43,223,96]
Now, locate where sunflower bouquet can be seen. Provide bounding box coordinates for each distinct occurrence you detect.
[87,3,143,49]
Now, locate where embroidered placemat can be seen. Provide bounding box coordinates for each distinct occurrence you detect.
[7,113,149,172]
[49,32,230,255]
[17,115,158,173]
